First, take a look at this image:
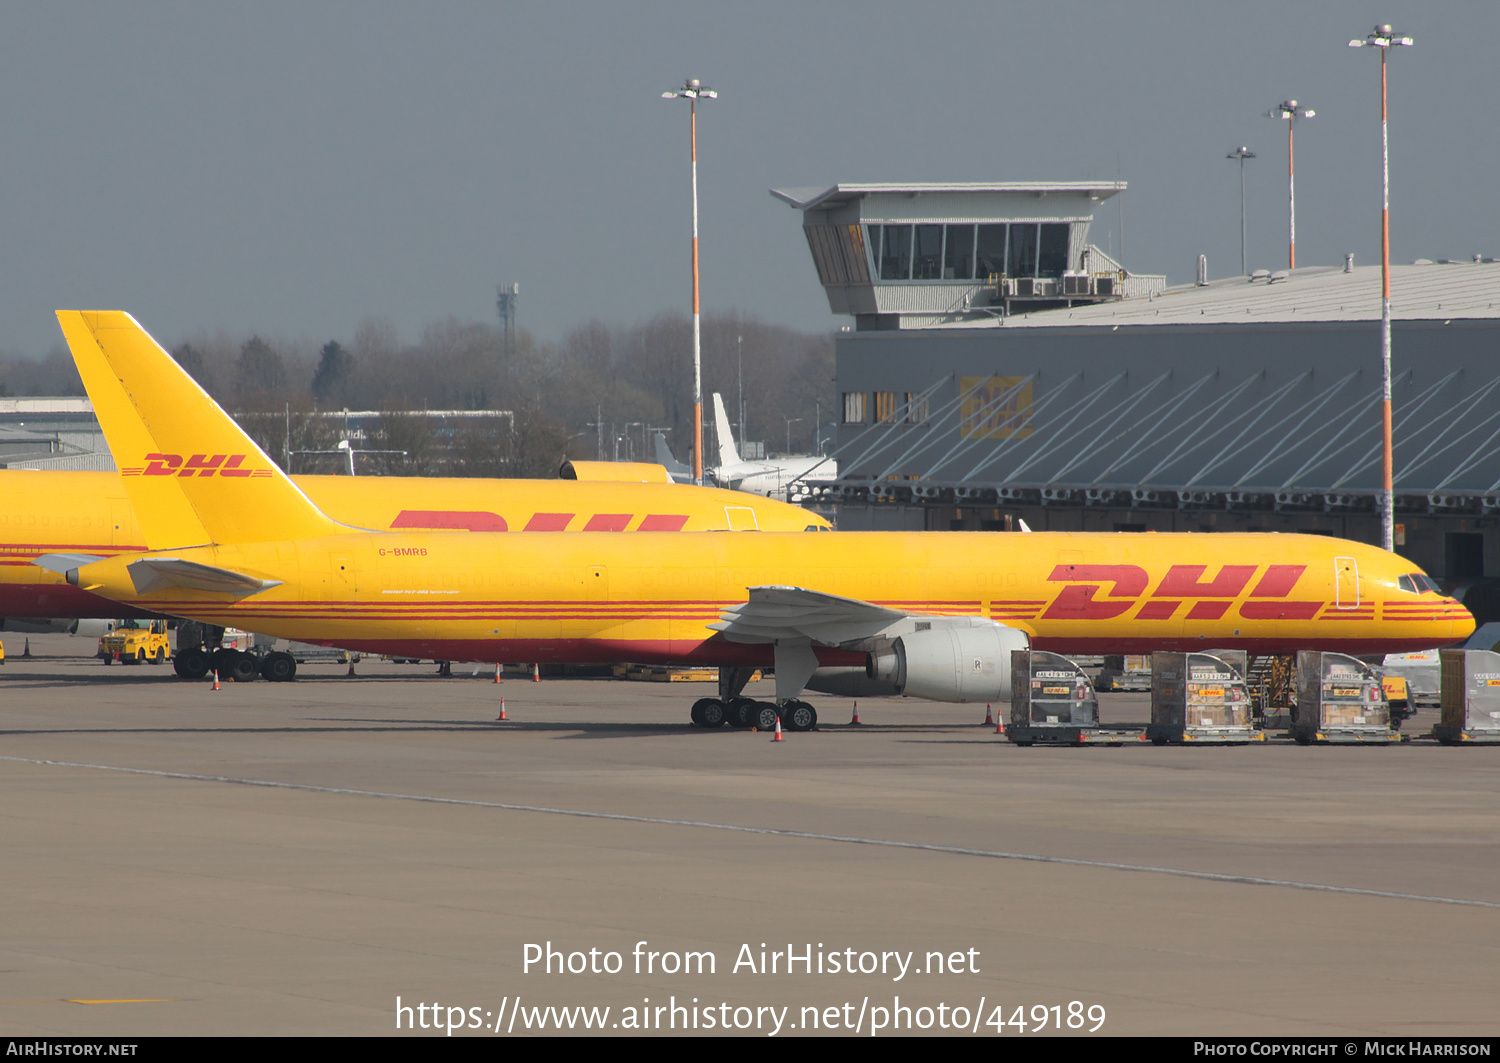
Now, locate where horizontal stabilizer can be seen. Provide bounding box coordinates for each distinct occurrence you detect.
[31,553,107,575]
[710,585,906,645]
[126,557,282,598]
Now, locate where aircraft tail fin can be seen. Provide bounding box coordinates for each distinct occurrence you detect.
[57,311,354,548]
[712,392,742,467]
[652,432,693,483]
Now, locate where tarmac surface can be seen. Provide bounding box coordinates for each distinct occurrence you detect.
[1,633,1496,1038]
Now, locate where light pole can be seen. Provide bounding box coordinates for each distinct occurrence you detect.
[1267,101,1314,269]
[662,77,717,484]
[1350,24,1413,554]
[783,417,802,457]
[1226,147,1256,276]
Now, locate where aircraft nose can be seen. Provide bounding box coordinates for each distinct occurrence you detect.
[1448,597,1476,642]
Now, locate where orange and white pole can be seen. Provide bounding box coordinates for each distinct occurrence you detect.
[690,94,703,484]
[1351,25,1411,553]
[663,78,716,485]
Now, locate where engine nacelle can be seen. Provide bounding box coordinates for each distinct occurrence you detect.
[867,618,1030,703]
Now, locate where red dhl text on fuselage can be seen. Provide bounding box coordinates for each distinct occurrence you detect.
[89,531,1473,661]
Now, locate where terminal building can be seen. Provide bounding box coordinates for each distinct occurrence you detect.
[774,182,1500,616]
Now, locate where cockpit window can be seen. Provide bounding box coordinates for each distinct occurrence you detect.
[1398,573,1441,594]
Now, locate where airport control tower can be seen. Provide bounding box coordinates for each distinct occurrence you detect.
[770,182,1165,330]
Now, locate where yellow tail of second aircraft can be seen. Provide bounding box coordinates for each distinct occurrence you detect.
[57,311,352,549]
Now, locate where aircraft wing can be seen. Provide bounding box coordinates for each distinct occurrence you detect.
[125,557,283,597]
[32,553,107,574]
[710,585,906,645]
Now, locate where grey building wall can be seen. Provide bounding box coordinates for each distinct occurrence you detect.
[826,317,1500,588]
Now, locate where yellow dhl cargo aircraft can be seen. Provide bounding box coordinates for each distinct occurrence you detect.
[39,311,1473,723]
[0,469,826,622]
[3,311,826,623]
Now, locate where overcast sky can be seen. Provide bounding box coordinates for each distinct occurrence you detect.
[0,1,1492,358]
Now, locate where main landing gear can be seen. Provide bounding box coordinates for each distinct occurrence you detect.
[690,665,819,731]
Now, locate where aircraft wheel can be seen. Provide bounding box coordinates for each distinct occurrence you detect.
[726,698,755,729]
[261,651,297,682]
[782,700,817,732]
[1293,734,1313,746]
[700,698,727,728]
[226,652,259,683]
[751,703,781,732]
[175,648,210,679]
[690,697,712,726]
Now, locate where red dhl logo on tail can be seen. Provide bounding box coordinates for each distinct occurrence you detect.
[121,453,271,478]
[1042,564,1321,621]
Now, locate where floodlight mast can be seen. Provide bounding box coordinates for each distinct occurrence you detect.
[1226,147,1256,276]
[662,77,717,484]
[1350,24,1413,554]
[1268,101,1314,269]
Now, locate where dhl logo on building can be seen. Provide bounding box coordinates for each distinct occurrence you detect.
[121,453,272,478]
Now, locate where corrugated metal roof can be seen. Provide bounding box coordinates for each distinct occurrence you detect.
[6,452,117,472]
[1005,262,1500,326]
[771,182,1126,212]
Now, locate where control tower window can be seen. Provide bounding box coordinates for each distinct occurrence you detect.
[871,224,912,281]
[944,224,975,280]
[976,224,1007,278]
[913,225,943,279]
[1038,223,1069,276]
[1008,223,1038,278]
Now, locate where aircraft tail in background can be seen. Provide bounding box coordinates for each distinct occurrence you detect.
[56,311,356,549]
[712,392,742,468]
[653,432,694,484]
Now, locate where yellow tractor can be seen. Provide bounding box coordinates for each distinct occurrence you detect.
[98,619,171,666]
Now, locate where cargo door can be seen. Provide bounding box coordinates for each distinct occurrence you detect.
[724,506,759,531]
[1335,556,1359,609]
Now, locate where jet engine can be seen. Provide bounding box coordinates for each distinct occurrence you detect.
[866,617,1029,702]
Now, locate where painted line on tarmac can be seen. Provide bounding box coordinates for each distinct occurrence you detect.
[6,753,1498,911]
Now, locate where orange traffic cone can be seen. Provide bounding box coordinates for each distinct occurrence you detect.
[772,716,783,742]
[212,669,220,691]
[494,662,502,684]
[532,663,540,682]
[346,659,356,677]
[849,701,862,725]
[23,637,31,658]
[496,697,508,722]
[995,710,1006,735]
[983,703,995,727]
